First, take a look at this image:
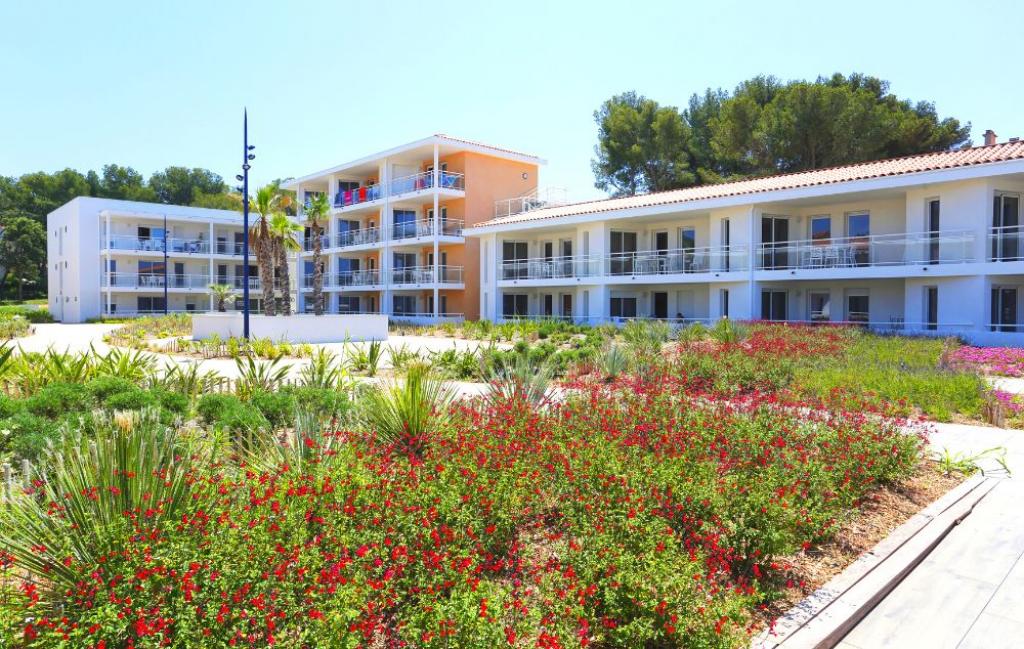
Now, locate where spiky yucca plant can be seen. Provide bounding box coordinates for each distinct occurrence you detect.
[359,362,455,452]
[484,352,554,408]
[0,410,199,609]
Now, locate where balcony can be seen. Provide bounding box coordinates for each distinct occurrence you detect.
[756,230,975,270]
[301,270,381,289]
[499,246,747,282]
[389,171,465,197]
[390,219,465,242]
[213,241,251,256]
[224,276,262,290]
[391,265,463,286]
[336,226,381,248]
[607,246,749,276]
[501,256,602,281]
[102,273,210,289]
[334,184,383,209]
[990,226,1024,262]
[105,235,210,254]
[494,187,568,219]
[391,219,435,241]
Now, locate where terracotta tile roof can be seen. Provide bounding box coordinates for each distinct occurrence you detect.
[473,141,1024,229]
[434,133,542,161]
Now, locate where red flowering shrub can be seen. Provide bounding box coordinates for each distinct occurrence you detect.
[0,327,925,648]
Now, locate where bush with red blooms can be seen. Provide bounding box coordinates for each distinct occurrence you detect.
[0,327,924,648]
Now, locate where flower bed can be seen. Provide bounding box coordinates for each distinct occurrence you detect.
[945,345,1024,377]
[0,354,923,647]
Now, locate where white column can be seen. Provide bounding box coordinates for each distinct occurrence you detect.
[380,160,392,317]
[432,143,440,319]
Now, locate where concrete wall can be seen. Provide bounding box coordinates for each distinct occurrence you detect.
[193,313,388,343]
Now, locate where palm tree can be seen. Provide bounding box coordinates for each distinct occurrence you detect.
[303,193,330,315]
[248,185,284,316]
[208,283,233,312]
[269,213,302,315]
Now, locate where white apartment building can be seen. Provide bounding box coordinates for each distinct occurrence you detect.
[47,197,266,322]
[284,134,542,324]
[466,138,1024,345]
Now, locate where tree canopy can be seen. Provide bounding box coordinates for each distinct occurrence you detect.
[593,73,971,196]
[0,164,238,298]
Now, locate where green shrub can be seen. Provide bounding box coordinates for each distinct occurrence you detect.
[0,315,31,338]
[282,385,349,422]
[0,394,21,419]
[250,390,296,429]
[23,383,91,418]
[153,388,189,416]
[0,305,54,323]
[105,390,157,411]
[196,393,241,425]
[86,376,138,403]
[2,412,59,459]
[219,402,270,434]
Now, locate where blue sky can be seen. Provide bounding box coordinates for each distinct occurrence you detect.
[1,0,1020,202]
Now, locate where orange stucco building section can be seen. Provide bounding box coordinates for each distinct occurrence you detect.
[433,152,537,319]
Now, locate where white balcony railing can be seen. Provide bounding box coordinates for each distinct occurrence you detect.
[494,187,568,219]
[334,184,383,208]
[104,236,212,254]
[606,246,750,276]
[500,247,747,281]
[102,273,210,289]
[501,256,603,281]
[336,226,381,248]
[391,265,463,286]
[391,219,436,241]
[389,171,465,197]
[756,230,975,270]
[990,226,1024,262]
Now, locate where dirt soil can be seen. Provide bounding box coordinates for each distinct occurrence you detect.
[756,463,963,626]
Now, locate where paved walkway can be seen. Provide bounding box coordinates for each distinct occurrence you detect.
[14,323,496,396]
[840,422,1024,648]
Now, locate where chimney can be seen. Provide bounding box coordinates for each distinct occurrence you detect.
[984,129,998,146]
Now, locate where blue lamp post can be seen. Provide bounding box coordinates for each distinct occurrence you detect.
[236,109,255,339]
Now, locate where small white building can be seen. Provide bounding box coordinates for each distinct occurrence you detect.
[466,138,1024,346]
[47,197,266,322]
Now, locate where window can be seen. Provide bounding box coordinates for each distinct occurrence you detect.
[847,213,871,265]
[993,193,1021,261]
[925,286,938,331]
[761,290,787,321]
[677,228,695,251]
[720,289,729,319]
[655,231,670,254]
[721,219,731,271]
[502,293,528,318]
[810,216,831,243]
[927,199,941,264]
[610,231,637,274]
[502,241,528,261]
[393,295,418,315]
[502,241,529,280]
[543,241,554,260]
[846,292,869,324]
[392,209,417,238]
[338,297,361,314]
[560,294,573,319]
[761,217,789,269]
[809,291,831,322]
[991,287,1018,332]
[610,294,634,319]
[542,294,553,317]
[139,260,165,276]
[440,295,448,316]
[136,296,166,314]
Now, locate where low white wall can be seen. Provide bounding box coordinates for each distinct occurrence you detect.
[193,313,388,343]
